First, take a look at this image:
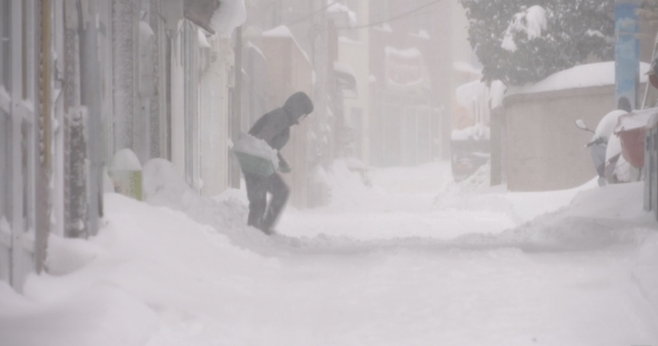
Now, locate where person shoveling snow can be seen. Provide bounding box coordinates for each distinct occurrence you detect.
[233,91,314,235]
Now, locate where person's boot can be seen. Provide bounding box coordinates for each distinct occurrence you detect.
[259,208,278,235]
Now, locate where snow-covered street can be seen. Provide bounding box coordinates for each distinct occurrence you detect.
[1,161,658,346]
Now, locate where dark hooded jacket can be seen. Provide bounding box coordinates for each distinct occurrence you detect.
[248,92,314,151]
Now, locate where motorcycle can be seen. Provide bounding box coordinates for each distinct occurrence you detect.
[575,110,631,186]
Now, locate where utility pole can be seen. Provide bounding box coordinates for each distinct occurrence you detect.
[78,0,103,236]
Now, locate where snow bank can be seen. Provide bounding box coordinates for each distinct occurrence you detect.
[633,233,658,315]
[451,182,655,252]
[508,62,650,96]
[209,0,246,37]
[0,276,158,346]
[141,159,260,246]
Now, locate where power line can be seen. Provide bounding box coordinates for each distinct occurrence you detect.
[336,0,443,31]
[286,2,337,27]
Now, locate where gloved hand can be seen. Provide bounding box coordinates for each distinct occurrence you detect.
[278,159,291,173]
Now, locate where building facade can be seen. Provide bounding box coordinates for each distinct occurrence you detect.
[0,0,243,292]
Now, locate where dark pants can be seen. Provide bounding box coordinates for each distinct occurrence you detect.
[244,171,289,233]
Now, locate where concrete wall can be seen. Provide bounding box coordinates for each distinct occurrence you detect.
[503,85,617,191]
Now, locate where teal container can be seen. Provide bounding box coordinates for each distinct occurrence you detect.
[234,151,275,177]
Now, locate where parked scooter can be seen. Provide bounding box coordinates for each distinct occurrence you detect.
[575,110,630,186]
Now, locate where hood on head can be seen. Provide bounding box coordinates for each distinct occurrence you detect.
[283,92,314,124]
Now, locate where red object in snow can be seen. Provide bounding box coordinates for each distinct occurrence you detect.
[614,108,657,168]
[617,127,645,168]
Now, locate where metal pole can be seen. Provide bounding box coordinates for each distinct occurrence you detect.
[10,0,24,291]
[35,0,52,273]
[229,25,243,189]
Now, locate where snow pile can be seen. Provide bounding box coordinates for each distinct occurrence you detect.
[327,1,358,27]
[502,5,547,52]
[1,161,657,345]
[141,158,261,248]
[434,165,599,232]
[322,159,373,208]
[209,0,246,37]
[453,162,491,193]
[453,182,655,251]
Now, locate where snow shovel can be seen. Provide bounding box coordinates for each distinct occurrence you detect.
[232,133,278,177]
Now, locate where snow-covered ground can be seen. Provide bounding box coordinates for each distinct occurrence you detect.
[1,160,657,346]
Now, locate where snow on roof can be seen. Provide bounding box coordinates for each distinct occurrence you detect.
[262,25,294,38]
[409,29,430,40]
[262,25,311,65]
[209,0,246,37]
[385,46,421,59]
[334,61,356,78]
[244,41,266,60]
[507,61,650,96]
[373,23,392,32]
[327,2,358,27]
[339,36,362,45]
[453,61,481,75]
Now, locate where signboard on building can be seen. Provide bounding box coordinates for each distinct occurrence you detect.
[385,47,429,91]
[615,0,640,110]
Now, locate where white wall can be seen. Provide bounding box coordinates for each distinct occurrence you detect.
[199,37,233,197]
